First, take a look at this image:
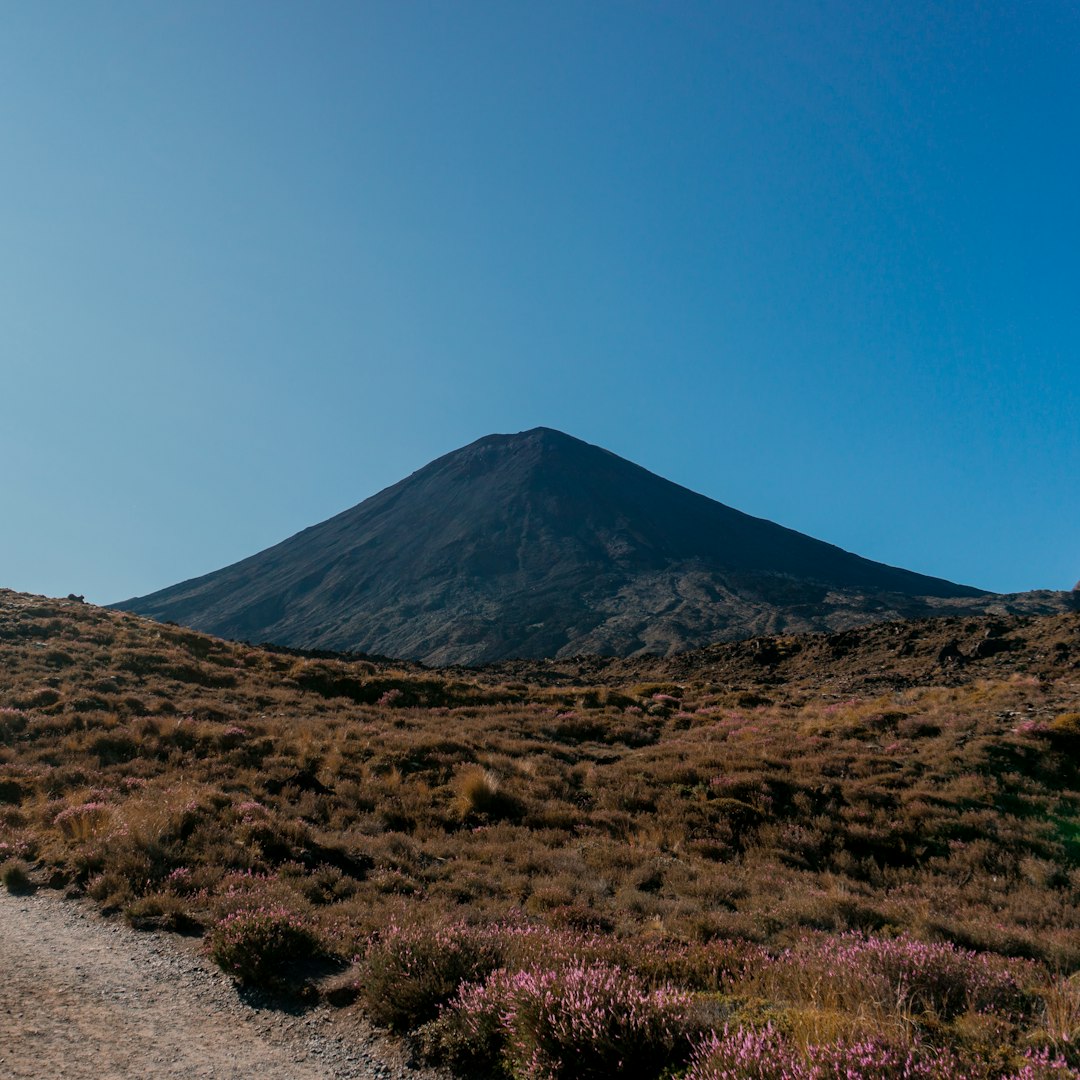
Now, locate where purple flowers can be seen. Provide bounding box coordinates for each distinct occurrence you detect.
[445,961,693,1079]
[686,1024,973,1080]
[686,1027,1075,1080]
[760,932,1034,1023]
[53,800,109,840]
[206,905,318,987]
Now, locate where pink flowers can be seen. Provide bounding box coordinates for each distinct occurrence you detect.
[236,800,268,823]
[760,932,1034,1023]
[446,961,693,1079]
[53,800,109,840]
[686,1024,976,1079]
[1013,719,1051,737]
[0,837,33,860]
[687,1028,1075,1079]
[206,905,318,987]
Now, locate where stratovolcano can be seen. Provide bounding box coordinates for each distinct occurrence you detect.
[115,428,1067,663]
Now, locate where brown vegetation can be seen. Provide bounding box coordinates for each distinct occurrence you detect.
[1,588,1078,1076]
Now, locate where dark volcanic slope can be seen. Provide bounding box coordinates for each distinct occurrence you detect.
[115,428,1070,663]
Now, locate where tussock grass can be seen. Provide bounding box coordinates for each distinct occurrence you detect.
[1,589,1078,1076]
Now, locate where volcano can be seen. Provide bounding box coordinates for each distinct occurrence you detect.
[114,428,1067,663]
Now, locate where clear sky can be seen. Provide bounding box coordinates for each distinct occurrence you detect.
[2,2,1077,604]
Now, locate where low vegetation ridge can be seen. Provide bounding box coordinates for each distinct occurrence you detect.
[2,588,1078,1078]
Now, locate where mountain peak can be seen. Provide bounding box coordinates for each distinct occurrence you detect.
[115,431,1068,664]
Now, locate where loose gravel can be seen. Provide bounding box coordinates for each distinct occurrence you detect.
[0,887,448,1080]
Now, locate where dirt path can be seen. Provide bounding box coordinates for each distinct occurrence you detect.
[0,888,442,1080]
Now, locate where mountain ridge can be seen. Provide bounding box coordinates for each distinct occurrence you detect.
[114,428,1072,663]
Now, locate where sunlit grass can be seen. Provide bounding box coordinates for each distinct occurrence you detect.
[1,589,1078,1077]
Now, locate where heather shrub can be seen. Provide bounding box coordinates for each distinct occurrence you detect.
[685,1024,977,1080]
[1003,1048,1078,1079]
[685,1024,797,1080]
[438,961,696,1079]
[419,979,508,1075]
[207,905,320,988]
[359,919,505,1031]
[759,933,1034,1023]
[54,800,109,841]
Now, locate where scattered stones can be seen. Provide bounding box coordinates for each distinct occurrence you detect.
[0,888,446,1080]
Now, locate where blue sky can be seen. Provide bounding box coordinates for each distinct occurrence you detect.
[2,2,1077,603]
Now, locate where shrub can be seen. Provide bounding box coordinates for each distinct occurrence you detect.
[207,905,319,988]
[686,1025,975,1080]
[0,858,33,894]
[54,801,109,841]
[685,1024,795,1080]
[360,919,505,1032]
[442,961,695,1079]
[1003,1047,1077,1079]
[455,766,521,821]
[759,932,1034,1023]
[1050,712,1080,737]
[419,981,508,1074]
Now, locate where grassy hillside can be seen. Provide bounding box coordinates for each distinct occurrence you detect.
[1,589,1078,1078]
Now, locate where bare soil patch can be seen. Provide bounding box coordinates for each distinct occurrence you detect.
[0,887,437,1080]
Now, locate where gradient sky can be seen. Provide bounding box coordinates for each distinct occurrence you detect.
[2,2,1077,604]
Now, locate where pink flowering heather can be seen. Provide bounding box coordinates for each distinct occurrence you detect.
[1013,719,1052,737]
[0,837,33,861]
[0,706,27,731]
[1002,1048,1077,1080]
[163,866,196,894]
[207,905,318,987]
[684,1024,795,1080]
[217,725,248,748]
[761,932,1034,1022]
[53,800,109,840]
[236,800,268,823]
[686,1025,980,1080]
[448,961,694,1079]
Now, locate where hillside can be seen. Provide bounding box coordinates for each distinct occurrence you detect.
[2,588,1078,1077]
[114,429,1073,664]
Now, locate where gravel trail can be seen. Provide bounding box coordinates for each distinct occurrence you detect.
[0,888,442,1080]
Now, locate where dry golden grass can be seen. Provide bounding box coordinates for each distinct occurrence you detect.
[1,588,1078,1075]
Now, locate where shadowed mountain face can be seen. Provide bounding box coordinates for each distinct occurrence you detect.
[114,429,1070,663]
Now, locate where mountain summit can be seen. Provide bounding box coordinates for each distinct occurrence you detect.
[115,428,1066,663]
